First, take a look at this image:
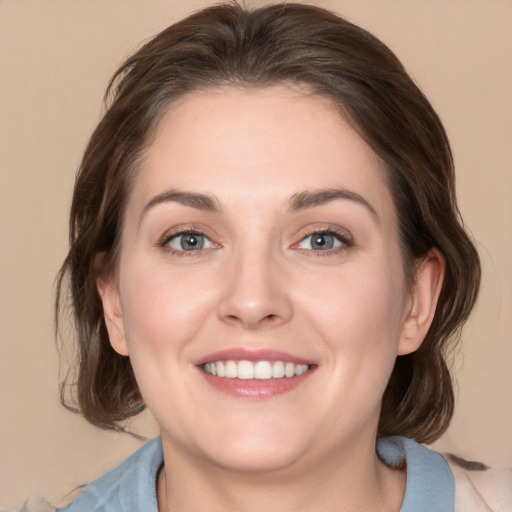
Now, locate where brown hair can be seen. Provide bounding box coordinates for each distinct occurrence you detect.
[56,2,480,443]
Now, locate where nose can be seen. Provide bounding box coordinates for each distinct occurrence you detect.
[216,246,293,330]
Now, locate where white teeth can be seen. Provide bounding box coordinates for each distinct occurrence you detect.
[296,364,309,375]
[237,360,254,380]
[225,360,237,378]
[254,361,272,380]
[285,362,296,378]
[203,360,311,379]
[272,361,285,378]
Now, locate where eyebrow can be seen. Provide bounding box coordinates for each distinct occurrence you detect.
[288,188,379,222]
[139,189,222,224]
[139,187,378,224]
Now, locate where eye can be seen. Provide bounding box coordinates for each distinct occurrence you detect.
[166,231,213,251]
[297,231,347,251]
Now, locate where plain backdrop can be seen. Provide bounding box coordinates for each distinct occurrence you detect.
[0,0,511,508]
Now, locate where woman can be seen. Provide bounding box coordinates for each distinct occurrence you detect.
[53,3,507,511]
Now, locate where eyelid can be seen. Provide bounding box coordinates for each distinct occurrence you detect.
[167,232,213,251]
[297,233,342,250]
[157,225,219,253]
[292,226,353,253]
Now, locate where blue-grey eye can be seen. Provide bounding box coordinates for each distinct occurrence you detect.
[168,232,212,251]
[298,232,342,251]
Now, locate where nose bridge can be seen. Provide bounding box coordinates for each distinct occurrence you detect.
[217,236,293,329]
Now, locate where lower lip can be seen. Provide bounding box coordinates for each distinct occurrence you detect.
[200,369,314,398]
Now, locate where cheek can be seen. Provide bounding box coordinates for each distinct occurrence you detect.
[116,265,216,409]
[303,261,405,338]
[298,258,407,377]
[118,262,213,351]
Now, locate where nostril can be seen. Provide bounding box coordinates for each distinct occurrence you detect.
[223,312,281,329]
[217,290,294,329]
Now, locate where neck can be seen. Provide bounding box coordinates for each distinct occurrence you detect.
[156,436,405,512]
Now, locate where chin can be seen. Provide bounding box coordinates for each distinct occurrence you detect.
[204,442,308,474]
[166,419,312,474]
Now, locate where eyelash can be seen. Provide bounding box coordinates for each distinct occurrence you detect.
[157,227,353,256]
[158,228,216,256]
[294,228,353,255]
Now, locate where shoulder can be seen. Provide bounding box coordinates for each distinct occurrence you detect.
[445,453,512,512]
[56,437,163,512]
[378,436,454,511]
[378,437,512,512]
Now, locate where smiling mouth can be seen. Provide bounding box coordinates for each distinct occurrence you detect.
[202,360,311,380]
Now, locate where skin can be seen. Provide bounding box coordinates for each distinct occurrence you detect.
[99,86,444,511]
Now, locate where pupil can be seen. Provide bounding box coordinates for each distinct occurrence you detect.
[181,233,203,250]
[312,234,333,250]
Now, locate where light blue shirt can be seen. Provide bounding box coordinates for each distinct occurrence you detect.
[58,436,454,511]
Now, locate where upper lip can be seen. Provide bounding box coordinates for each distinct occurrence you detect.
[195,348,314,366]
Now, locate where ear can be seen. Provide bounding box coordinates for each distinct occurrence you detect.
[397,249,445,356]
[96,275,130,356]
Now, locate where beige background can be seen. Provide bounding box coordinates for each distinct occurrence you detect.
[0,0,511,508]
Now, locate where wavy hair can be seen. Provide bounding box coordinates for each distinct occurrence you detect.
[56,2,480,443]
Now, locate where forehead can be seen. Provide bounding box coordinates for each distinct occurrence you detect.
[131,85,394,218]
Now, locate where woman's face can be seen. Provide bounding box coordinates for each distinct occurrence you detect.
[100,86,434,474]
